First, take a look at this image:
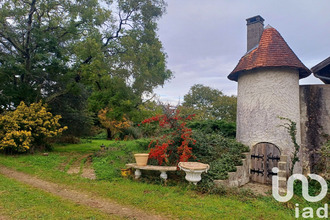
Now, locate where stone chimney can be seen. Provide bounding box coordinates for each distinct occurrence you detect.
[246,15,264,52]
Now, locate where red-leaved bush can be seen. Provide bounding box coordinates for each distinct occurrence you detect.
[140,107,196,165]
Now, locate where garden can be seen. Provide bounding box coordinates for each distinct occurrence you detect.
[0,101,328,219]
[0,0,328,219]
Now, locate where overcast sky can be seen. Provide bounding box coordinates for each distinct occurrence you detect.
[153,0,330,104]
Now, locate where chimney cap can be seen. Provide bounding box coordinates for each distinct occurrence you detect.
[246,15,265,25]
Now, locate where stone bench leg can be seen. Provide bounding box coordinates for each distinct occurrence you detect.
[135,169,141,179]
[160,171,167,180]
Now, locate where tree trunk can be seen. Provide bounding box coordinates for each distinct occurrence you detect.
[107,128,112,140]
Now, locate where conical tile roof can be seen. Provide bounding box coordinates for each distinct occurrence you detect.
[228,27,311,81]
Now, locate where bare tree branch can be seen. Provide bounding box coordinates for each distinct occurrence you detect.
[0,32,26,55]
[60,21,84,39]
[0,39,18,55]
[102,9,135,48]
[81,9,135,65]
[25,0,37,51]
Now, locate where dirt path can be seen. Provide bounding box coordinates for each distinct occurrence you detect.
[0,206,9,220]
[58,153,74,171]
[81,155,96,180]
[0,215,9,220]
[0,166,166,220]
[241,182,272,196]
[67,154,90,174]
[63,153,96,180]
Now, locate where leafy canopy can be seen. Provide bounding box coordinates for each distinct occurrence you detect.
[182,84,237,122]
[0,0,172,135]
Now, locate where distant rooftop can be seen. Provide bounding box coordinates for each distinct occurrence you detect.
[311,57,330,84]
[228,27,311,81]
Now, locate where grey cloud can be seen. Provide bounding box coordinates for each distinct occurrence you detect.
[156,0,330,104]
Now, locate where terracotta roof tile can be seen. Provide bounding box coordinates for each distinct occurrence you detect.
[228,27,311,81]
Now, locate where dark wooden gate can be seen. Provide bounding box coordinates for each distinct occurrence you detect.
[250,143,281,184]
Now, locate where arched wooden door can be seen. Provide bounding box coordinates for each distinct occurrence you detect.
[250,143,281,184]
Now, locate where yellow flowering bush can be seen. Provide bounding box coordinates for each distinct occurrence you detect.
[98,108,131,139]
[0,101,68,153]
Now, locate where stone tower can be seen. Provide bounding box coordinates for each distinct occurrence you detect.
[228,16,311,176]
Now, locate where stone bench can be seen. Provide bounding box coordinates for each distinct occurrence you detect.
[125,163,177,180]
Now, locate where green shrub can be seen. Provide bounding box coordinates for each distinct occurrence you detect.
[190,132,249,192]
[119,126,143,140]
[191,132,248,164]
[135,139,151,151]
[187,120,236,138]
[139,121,160,138]
[90,131,107,140]
[293,177,330,199]
[54,135,81,144]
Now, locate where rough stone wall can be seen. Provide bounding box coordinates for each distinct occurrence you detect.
[300,84,330,174]
[236,67,301,172]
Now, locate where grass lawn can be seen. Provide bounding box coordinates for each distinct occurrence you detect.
[0,174,118,219]
[0,139,326,219]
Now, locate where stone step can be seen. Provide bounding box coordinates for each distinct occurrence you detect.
[228,171,238,181]
[280,155,288,162]
[278,177,287,188]
[214,179,228,187]
[241,158,248,166]
[278,170,287,178]
[242,152,250,158]
[278,188,287,196]
[215,152,251,188]
[278,161,287,170]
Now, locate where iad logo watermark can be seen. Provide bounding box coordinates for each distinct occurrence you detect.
[272,167,328,218]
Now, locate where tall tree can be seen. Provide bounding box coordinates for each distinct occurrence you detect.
[183,84,223,109]
[182,84,237,122]
[0,0,172,135]
[0,0,102,106]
